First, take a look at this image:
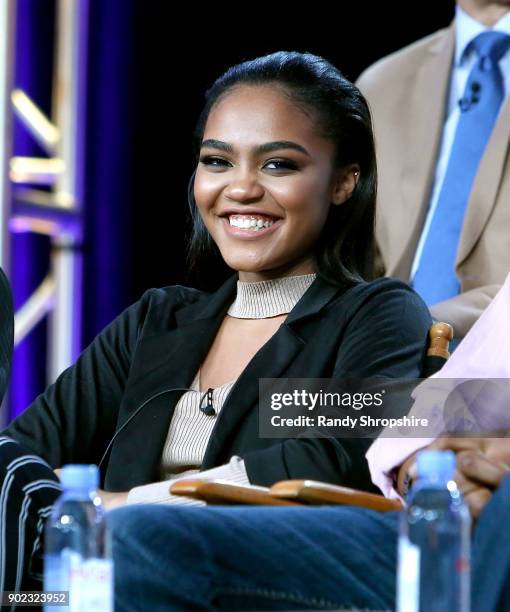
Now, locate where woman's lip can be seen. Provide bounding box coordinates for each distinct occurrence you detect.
[220,216,282,239]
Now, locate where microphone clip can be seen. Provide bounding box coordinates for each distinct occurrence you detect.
[459,81,481,112]
[199,388,216,416]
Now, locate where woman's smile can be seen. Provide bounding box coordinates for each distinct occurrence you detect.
[220,214,283,240]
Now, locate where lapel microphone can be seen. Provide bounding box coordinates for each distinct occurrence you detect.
[199,388,216,416]
[459,81,481,112]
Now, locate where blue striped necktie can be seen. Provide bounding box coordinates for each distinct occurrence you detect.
[412,31,510,306]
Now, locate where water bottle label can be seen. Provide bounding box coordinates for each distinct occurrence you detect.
[44,549,80,593]
[69,558,113,612]
[397,536,420,612]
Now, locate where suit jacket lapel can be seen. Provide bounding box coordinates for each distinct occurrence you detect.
[456,96,510,266]
[393,25,455,279]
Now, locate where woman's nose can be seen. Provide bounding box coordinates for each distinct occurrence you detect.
[224,169,265,203]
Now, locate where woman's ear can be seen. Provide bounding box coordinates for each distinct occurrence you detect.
[331,164,360,206]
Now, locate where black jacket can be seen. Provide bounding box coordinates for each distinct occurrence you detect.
[3,274,431,492]
[0,268,13,405]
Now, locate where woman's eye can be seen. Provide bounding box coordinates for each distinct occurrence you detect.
[264,159,299,172]
[199,156,231,169]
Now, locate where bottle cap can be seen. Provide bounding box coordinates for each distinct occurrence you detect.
[60,464,99,491]
[416,449,456,482]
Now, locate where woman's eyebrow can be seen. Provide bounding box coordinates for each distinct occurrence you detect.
[200,139,233,153]
[200,139,310,157]
[256,141,310,156]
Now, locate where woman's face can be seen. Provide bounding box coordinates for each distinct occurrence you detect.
[194,84,356,281]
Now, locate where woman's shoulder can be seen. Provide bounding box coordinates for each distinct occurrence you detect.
[335,276,427,310]
[128,284,210,324]
[327,276,431,334]
[139,284,207,309]
[102,284,206,331]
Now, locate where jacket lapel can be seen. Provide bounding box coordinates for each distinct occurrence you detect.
[201,278,341,467]
[105,274,342,488]
[104,275,238,489]
[393,25,455,279]
[456,96,510,266]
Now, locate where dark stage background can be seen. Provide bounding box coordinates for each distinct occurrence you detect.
[132,2,456,296]
[10,0,456,416]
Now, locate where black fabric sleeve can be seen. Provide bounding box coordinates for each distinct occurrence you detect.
[1,294,150,468]
[0,268,14,404]
[243,283,432,490]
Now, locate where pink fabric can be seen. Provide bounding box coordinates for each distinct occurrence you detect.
[367,273,510,499]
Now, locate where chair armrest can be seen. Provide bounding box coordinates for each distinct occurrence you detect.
[427,322,453,358]
[170,479,402,511]
[169,479,302,506]
[270,480,402,512]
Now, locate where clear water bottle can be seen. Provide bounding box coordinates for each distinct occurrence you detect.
[44,465,113,611]
[397,449,471,612]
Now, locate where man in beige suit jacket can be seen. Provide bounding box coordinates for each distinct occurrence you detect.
[357,0,510,338]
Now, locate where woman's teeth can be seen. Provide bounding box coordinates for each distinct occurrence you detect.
[228,215,276,231]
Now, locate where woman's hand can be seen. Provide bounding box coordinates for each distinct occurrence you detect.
[54,468,128,510]
[441,449,503,519]
[97,490,129,511]
[397,435,510,519]
[433,436,510,519]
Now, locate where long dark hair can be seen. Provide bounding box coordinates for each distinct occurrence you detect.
[187,51,377,286]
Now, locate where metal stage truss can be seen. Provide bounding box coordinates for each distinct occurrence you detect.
[0,0,89,424]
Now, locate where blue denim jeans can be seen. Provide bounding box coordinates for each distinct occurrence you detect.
[109,474,510,611]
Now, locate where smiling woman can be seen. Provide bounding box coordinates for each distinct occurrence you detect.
[195,86,354,282]
[188,55,376,287]
[0,51,431,592]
